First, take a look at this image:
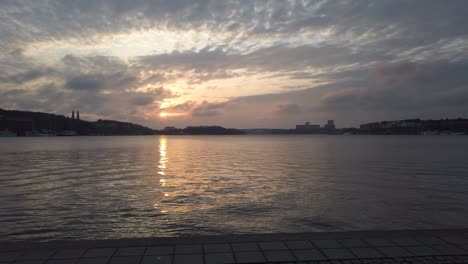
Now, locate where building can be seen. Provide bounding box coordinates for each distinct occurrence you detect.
[296,122,321,131]
[324,120,336,129]
[0,116,33,136]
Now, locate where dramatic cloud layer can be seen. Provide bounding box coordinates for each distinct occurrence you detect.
[1,0,467,128]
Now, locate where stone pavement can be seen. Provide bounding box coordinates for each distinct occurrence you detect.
[1,229,468,264]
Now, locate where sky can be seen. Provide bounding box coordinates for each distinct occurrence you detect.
[0,0,467,129]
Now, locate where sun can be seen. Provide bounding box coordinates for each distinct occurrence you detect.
[160,112,169,117]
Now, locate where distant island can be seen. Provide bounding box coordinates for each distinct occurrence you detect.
[1,108,467,136]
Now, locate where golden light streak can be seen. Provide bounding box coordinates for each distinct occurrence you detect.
[159,112,185,117]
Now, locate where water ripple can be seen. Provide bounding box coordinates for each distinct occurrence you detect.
[0,135,468,241]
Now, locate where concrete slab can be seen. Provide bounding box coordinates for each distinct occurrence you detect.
[174,244,203,255]
[377,246,413,257]
[235,251,266,263]
[145,246,173,255]
[82,248,115,258]
[338,239,368,248]
[203,243,232,253]
[321,248,355,259]
[363,238,395,247]
[349,247,383,258]
[258,241,288,251]
[76,257,109,264]
[108,255,142,264]
[2,229,468,264]
[231,242,260,252]
[113,247,145,256]
[173,254,204,264]
[263,250,296,262]
[390,237,422,246]
[284,240,314,250]
[204,252,235,264]
[52,249,87,259]
[141,255,172,264]
[45,259,78,264]
[311,239,342,249]
[292,249,326,261]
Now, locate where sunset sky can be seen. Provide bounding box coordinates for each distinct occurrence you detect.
[1,0,467,129]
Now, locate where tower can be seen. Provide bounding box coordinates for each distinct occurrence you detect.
[72,110,75,119]
[77,110,80,120]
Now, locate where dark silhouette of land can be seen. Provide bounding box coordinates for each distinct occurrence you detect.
[1,108,467,136]
[0,109,156,136]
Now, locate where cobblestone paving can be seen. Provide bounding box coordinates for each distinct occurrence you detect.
[1,229,467,264]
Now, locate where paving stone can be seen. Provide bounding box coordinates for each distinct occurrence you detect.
[231,242,260,252]
[430,244,466,255]
[108,255,142,264]
[145,246,174,255]
[204,252,235,264]
[141,255,172,264]
[438,235,468,245]
[204,243,232,253]
[349,248,383,258]
[338,239,368,248]
[322,248,355,260]
[45,259,78,264]
[377,247,413,257]
[364,238,395,247]
[113,247,145,256]
[173,254,203,264]
[175,244,203,254]
[52,249,87,259]
[405,245,440,256]
[263,250,296,262]
[258,241,288,251]
[414,236,446,245]
[285,240,315,250]
[461,244,468,251]
[76,258,109,264]
[82,248,116,258]
[0,251,21,262]
[235,251,266,263]
[390,237,422,246]
[311,240,342,249]
[18,250,56,260]
[293,249,327,261]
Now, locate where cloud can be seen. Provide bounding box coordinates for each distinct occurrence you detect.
[131,95,155,106]
[0,69,53,84]
[65,75,107,91]
[191,101,228,117]
[275,104,302,115]
[1,0,468,128]
[65,73,137,91]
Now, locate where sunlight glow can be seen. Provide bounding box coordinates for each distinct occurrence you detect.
[160,112,184,118]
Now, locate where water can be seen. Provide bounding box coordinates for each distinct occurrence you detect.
[0,135,467,241]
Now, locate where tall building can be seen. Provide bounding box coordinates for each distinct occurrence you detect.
[71,110,75,119]
[324,120,336,129]
[77,111,80,120]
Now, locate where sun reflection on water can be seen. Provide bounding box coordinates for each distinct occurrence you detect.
[158,137,167,174]
[156,136,169,213]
